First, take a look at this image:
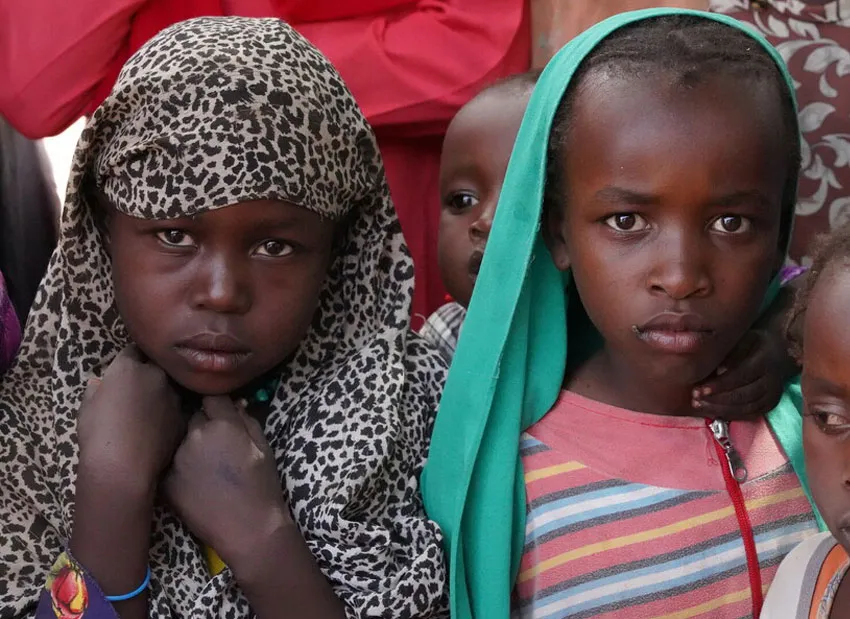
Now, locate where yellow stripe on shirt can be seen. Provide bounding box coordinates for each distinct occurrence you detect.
[524,461,586,483]
[518,487,804,583]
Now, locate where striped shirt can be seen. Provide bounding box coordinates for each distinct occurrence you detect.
[514,391,818,619]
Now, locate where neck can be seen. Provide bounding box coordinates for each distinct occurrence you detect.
[567,348,697,417]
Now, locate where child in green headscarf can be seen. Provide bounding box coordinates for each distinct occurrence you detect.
[422,9,824,619]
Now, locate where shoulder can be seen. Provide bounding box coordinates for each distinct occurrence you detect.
[419,302,466,363]
[762,531,840,618]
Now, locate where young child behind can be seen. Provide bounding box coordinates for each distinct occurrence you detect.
[761,224,850,618]
[422,9,824,619]
[0,17,447,619]
[421,71,539,361]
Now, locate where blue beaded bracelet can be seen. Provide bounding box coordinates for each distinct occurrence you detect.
[105,566,151,602]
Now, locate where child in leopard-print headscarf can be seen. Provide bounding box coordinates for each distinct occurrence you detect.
[0,17,448,619]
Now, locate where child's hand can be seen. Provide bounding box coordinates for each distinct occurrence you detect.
[692,329,793,421]
[77,344,185,486]
[163,396,291,573]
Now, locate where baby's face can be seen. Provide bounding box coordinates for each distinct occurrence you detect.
[437,91,528,308]
[802,262,850,549]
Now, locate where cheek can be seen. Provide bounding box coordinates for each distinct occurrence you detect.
[709,241,777,330]
[567,235,635,324]
[438,215,470,262]
[718,238,776,287]
[804,423,845,513]
[110,249,171,341]
[437,214,476,304]
[260,258,330,339]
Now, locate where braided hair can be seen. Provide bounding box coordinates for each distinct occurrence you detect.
[787,225,850,360]
[544,14,800,250]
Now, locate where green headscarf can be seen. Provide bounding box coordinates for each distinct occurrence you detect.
[420,8,825,619]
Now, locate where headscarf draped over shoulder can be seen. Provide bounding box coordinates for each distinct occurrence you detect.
[421,8,822,619]
[0,17,447,619]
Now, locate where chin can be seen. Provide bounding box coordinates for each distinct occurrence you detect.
[166,369,253,397]
[642,356,720,387]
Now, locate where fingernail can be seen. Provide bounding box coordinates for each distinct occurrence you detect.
[692,389,700,399]
[717,366,727,376]
[692,400,702,409]
[702,387,712,396]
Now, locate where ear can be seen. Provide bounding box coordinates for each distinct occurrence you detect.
[542,201,571,272]
[97,210,113,256]
[87,185,114,255]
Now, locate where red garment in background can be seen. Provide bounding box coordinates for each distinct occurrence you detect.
[0,0,530,320]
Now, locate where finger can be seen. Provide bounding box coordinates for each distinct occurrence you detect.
[187,410,208,435]
[102,344,146,380]
[695,339,768,398]
[695,392,779,421]
[701,378,783,413]
[201,395,241,422]
[695,377,768,409]
[83,377,102,401]
[238,407,270,453]
[710,331,760,378]
[116,343,146,363]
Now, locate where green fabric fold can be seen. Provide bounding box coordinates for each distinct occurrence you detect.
[421,8,824,619]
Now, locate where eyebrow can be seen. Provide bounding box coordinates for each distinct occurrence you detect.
[592,187,773,209]
[708,190,773,210]
[593,187,660,206]
[441,162,485,184]
[803,375,849,398]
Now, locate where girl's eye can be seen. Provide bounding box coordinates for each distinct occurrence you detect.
[811,410,850,433]
[156,230,194,247]
[447,192,479,212]
[255,240,294,257]
[604,213,649,232]
[711,215,752,234]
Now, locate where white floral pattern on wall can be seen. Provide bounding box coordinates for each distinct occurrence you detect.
[711,0,850,266]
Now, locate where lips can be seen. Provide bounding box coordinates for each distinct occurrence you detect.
[633,312,714,354]
[174,332,251,373]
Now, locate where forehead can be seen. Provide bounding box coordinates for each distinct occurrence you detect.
[88,19,380,226]
[442,92,530,163]
[804,263,850,368]
[564,72,787,200]
[110,199,333,232]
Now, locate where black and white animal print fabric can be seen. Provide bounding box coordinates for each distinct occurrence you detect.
[0,17,448,619]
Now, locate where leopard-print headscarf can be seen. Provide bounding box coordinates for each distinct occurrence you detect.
[0,17,447,619]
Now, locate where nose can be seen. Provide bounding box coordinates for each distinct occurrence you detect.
[469,201,496,246]
[190,250,251,314]
[646,230,712,300]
